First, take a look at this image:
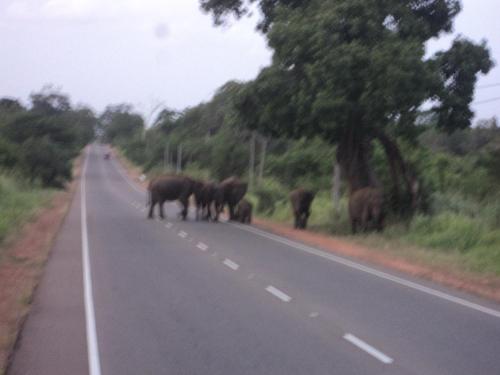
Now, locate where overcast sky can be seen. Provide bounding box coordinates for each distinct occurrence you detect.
[1,0,499,123]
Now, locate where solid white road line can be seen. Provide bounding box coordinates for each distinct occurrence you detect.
[223,258,240,271]
[265,285,292,302]
[81,149,102,375]
[343,334,394,364]
[197,242,208,251]
[178,231,187,238]
[111,158,146,194]
[233,224,500,319]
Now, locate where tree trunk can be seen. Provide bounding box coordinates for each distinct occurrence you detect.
[258,136,267,185]
[249,131,256,189]
[374,130,418,213]
[336,127,377,193]
[331,161,342,215]
[176,144,182,173]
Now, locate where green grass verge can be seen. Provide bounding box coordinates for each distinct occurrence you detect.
[256,192,500,277]
[0,174,54,250]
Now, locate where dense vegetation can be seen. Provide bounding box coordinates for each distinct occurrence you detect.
[0,86,95,246]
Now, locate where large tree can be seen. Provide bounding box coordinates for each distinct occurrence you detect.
[200,0,492,212]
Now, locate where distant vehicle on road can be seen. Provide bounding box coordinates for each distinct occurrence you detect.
[104,153,111,160]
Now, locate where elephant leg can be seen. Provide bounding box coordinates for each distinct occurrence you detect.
[361,207,369,232]
[214,203,222,222]
[148,200,155,219]
[205,204,212,221]
[351,218,358,234]
[294,214,299,229]
[228,204,235,221]
[159,201,165,220]
[302,215,308,229]
[180,198,188,220]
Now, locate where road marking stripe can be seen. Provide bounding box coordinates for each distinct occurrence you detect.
[266,285,292,302]
[178,231,187,238]
[223,258,239,271]
[111,158,146,193]
[165,223,172,228]
[233,224,500,319]
[81,149,102,375]
[343,334,393,364]
[309,312,319,318]
[197,242,208,251]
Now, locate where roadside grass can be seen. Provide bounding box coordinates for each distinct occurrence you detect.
[254,190,500,277]
[0,174,53,252]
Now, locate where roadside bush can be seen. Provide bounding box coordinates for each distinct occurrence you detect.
[404,213,487,253]
[252,178,287,214]
[20,137,72,188]
[0,174,53,244]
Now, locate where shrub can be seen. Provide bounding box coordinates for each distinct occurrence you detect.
[252,178,287,214]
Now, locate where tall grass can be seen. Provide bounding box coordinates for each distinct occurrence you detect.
[0,174,53,247]
[254,187,500,276]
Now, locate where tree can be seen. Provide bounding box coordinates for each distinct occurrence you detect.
[201,0,492,214]
[100,104,145,143]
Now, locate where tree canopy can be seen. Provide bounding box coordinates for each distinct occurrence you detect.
[201,0,493,212]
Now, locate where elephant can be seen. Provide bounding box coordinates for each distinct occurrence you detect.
[214,176,248,221]
[234,199,252,224]
[193,180,216,221]
[290,188,315,229]
[147,175,196,220]
[349,187,384,233]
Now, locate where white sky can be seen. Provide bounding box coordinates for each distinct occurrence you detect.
[1,0,499,123]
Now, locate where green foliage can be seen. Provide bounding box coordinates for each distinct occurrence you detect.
[100,104,144,144]
[229,0,491,145]
[252,177,288,214]
[0,174,53,245]
[266,138,334,190]
[0,88,95,187]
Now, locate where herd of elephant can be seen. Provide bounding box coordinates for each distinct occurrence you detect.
[146,175,317,229]
[147,174,384,233]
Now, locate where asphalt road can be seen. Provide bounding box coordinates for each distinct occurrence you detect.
[9,145,500,375]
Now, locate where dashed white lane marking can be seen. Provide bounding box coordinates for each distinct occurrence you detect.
[309,312,319,318]
[233,224,500,320]
[223,258,239,271]
[178,231,187,238]
[197,242,208,251]
[165,223,172,228]
[265,285,292,302]
[343,334,393,364]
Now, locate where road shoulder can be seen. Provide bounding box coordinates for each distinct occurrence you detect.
[0,154,83,375]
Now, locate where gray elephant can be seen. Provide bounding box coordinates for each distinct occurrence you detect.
[214,176,248,221]
[193,180,217,221]
[147,175,195,220]
[348,187,384,233]
[234,199,252,224]
[290,188,315,229]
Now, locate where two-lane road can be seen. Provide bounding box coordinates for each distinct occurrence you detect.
[9,145,500,374]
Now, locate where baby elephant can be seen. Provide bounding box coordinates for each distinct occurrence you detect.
[234,199,252,224]
[290,188,315,229]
